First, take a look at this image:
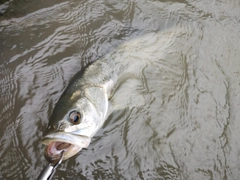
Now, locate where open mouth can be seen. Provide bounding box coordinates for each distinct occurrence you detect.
[44,141,81,162]
[42,132,91,163]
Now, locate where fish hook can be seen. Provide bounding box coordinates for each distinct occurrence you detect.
[37,151,64,180]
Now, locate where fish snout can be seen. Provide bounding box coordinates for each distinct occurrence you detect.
[56,122,68,131]
[44,122,68,135]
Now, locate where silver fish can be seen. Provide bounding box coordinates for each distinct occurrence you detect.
[41,28,184,162]
[41,46,129,162]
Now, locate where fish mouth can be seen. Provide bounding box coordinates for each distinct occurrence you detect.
[44,141,81,163]
[41,132,91,163]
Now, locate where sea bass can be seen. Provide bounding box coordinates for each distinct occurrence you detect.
[41,54,123,162]
[41,28,183,162]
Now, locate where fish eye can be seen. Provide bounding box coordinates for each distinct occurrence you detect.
[69,111,81,124]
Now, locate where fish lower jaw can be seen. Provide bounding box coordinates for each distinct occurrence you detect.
[44,141,82,163]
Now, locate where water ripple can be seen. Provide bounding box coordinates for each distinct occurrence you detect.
[1,0,240,179]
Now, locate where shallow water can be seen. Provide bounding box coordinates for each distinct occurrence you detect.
[1,0,240,179]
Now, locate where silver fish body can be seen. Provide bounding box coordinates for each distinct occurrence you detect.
[42,58,122,162]
[41,28,185,162]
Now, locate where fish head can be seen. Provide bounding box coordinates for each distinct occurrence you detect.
[41,86,108,163]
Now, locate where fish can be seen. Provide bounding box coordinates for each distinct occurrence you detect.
[41,45,129,162]
[41,28,184,162]
[41,56,119,162]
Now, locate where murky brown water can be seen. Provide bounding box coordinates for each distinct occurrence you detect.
[1,0,240,179]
